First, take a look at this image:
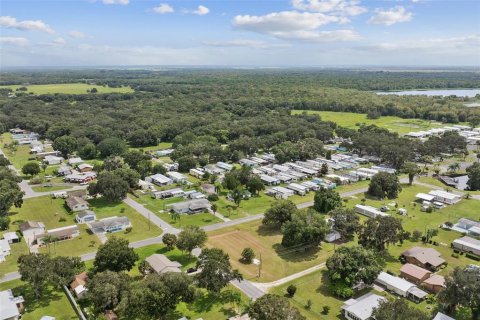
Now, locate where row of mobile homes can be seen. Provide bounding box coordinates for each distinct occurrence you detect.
[184,190,206,199]
[152,188,185,199]
[259,174,279,185]
[266,186,294,199]
[371,166,396,174]
[146,174,173,186]
[287,183,308,196]
[375,272,428,303]
[166,171,187,183]
[249,157,267,165]
[204,164,224,175]
[354,204,389,219]
[301,181,320,191]
[452,236,480,255]
[239,159,258,167]
[260,153,276,162]
[189,168,205,178]
[216,162,234,171]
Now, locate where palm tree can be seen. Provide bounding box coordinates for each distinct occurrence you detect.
[211,203,218,216]
[448,162,460,173]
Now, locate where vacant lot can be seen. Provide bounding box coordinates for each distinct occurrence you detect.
[207,220,339,282]
[1,83,133,94]
[292,110,446,134]
[0,279,78,320]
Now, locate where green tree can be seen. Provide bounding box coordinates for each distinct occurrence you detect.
[281,209,328,248]
[78,142,97,159]
[196,248,242,293]
[231,187,243,207]
[93,237,138,273]
[329,208,360,241]
[49,256,85,289]
[86,271,130,313]
[373,299,429,320]
[177,156,197,173]
[97,137,127,158]
[114,167,140,189]
[176,225,207,254]
[368,172,402,199]
[240,247,255,264]
[246,175,265,195]
[313,188,342,213]
[466,162,480,191]
[0,179,24,215]
[122,150,150,170]
[102,155,125,171]
[53,135,78,157]
[438,266,480,320]
[0,155,10,166]
[358,216,405,251]
[88,171,129,202]
[262,200,297,228]
[402,162,420,185]
[18,253,52,297]
[249,294,306,320]
[223,171,241,190]
[22,161,40,176]
[127,129,157,147]
[162,233,177,250]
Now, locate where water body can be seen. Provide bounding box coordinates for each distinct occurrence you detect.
[376,89,480,98]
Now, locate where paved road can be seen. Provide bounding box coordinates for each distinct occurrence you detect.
[20,180,88,199]
[231,279,266,300]
[254,263,326,292]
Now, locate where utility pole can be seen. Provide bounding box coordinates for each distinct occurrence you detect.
[258,253,262,278]
[148,212,151,230]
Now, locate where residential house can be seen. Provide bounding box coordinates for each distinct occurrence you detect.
[70,272,88,298]
[138,179,155,191]
[265,186,294,199]
[0,289,24,320]
[64,172,96,184]
[354,204,389,219]
[433,312,455,320]
[204,165,224,175]
[0,239,11,263]
[428,190,462,205]
[375,272,428,303]
[455,218,480,236]
[66,196,89,212]
[259,174,279,185]
[286,183,308,196]
[189,168,205,178]
[452,236,480,255]
[19,221,46,246]
[184,190,206,200]
[77,163,94,173]
[401,247,446,271]
[43,155,63,165]
[216,162,233,171]
[52,191,68,199]
[2,232,19,244]
[400,263,432,285]
[156,149,174,157]
[145,174,173,186]
[151,188,185,199]
[422,274,445,294]
[75,210,97,223]
[68,157,84,166]
[57,166,72,176]
[145,254,182,274]
[171,199,211,214]
[166,171,187,183]
[88,216,131,233]
[324,230,341,243]
[341,293,386,320]
[36,225,80,245]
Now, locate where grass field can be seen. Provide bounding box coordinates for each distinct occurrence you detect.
[0,240,29,276]
[207,220,340,282]
[31,185,72,192]
[0,279,78,320]
[1,83,133,95]
[130,141,173,152]
[292,110,447,135]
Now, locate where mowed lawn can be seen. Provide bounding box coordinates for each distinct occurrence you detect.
[1,83,133,94]
[0,240,29,276]
[0,279,78,320]
[292,110,446,135]
[207,220,340,282]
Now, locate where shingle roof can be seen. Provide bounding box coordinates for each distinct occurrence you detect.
[19,221,45,232]
[423,274,445,287]
[402,247,446,267]
[145,254,182,274]
[400,263,431,280]
[66,196,88,208]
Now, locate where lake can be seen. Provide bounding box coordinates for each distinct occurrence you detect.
[376,89,480,98]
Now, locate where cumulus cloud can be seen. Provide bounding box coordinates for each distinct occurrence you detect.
[0,37,29,47]
[191,5,210,15]
[0,16,54,33]
[68,30,87,39]
[292,0,367,17]
[203,39,290,49]
[52,37,66,46]
[233,11,359,42]
[153,3,174,14]
[102,0,129,4]
[368,6,413,26]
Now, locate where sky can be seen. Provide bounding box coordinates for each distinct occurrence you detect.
[0,0,479,67]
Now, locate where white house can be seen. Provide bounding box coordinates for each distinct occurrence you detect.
[0,239,11,262]
[88,216,131,233]
[325,230,341,243]
[375,272,428,303]
[216,162,233,171]
[171,199,211,214]
[152,188,185,199]
[266,186,294,199]
[66,196,89,212]
[189,168,205,178]
[2,232,19,244]
[43,155,63,165]
[138,179,155,191]
[433,312,456,320]
[0,289,24,320]
[286,183,308,196]
[145,174,173,186]
[166,171,187,183]
[20,221,46,246]
[259,174,279,185]
[452,236,480,255]
[75,210,97,223]
[68,157,84,165]
[428,190,462,205]
[354,204,389,219]
[341,293,386,320]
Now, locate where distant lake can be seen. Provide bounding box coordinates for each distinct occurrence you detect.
[376,89,480,98]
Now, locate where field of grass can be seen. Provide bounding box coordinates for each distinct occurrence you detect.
[0,240,29,276]
[215,192,274,219]
[207,220,340,283]
[292,110,447,135]
[88,198,162,242]
[31,185,72,192]
[1,83,133,95]
[130,141,173,152]
[0,279,78,320]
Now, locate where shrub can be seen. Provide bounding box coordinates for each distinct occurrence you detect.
[241,247,255,264]
[426,206,433,213]
[29,176,44,185]
[451,253,459,258]
[322,305,330,315]
[125,227,132,234]
[0,216,10,231]
[207,194,219,201]
[58,217,66,222]
[305,299,312,310]
[286,285,297,297]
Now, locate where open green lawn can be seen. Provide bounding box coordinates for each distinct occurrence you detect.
[215,192,274,219]
[207,220,341,282]
[1,83,133,95]
[130,141,173,152]
[88,198,162,242]
[0,240,29,276]
[0,279,78,320]
[0,137,32,170]
[31,185,73,192]
[292,110,447,135]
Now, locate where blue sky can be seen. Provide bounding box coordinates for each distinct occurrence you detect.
[1,0,479,67]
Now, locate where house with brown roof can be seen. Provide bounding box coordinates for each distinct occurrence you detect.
[422,274,446,294]
[70,272,88,298]
[400,263,432,285]
[66,196,89,212]
[145,254,182,274]
[401,247,446,271]
[36,225,80,245]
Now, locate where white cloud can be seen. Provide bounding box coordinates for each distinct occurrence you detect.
[203,39,290,49]
[102,0,129,4]
[153,3,174,14]
[273,29,360,42]
[292,0,367,16]
[52,37,66,46]
[0,37,29,47]
[368,6,413,26]
[0,16,54,33]
[192,5,210,15]
[68,30,87,38]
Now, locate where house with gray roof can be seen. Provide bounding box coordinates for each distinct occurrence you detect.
[88,216,131,233]
[171,199,211,214]
[0,289,24,320]
[341,293,386,320]
[145,254,182,274]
